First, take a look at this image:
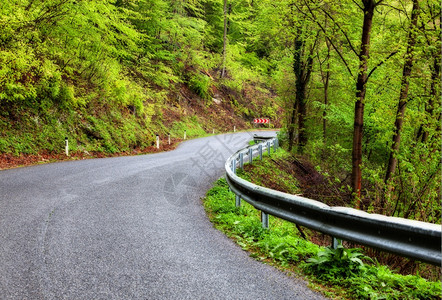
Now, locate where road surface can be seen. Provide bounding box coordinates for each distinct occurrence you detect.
[0,132,326,299]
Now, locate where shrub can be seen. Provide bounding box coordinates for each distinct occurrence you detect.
[304,245,369,282]
[188,72,211,100]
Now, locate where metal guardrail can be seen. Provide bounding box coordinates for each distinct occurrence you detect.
[252,134,274,143]
[225,137,442,266]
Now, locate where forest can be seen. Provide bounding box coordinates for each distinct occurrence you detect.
[0,0,440,223]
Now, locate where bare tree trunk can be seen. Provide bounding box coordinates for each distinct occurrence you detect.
[352,0,376,207]
[220,0,228,78]
[384,0,420,197]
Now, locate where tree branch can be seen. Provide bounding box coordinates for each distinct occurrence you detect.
[351,0,364,11]
[377,3,407,15]
[375,0,385,6]
[298,0,354,78]
[303,31,320,83]
[320,7,359,57]
[366,51,398,81]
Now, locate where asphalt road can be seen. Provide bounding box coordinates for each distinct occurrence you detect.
[0,132,326,299]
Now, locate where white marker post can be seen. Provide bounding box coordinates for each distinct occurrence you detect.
[184,130,187,140]
[168,133,171,145]
[65,137,69,156]
[234,126,236,132]
[156,134,160,149]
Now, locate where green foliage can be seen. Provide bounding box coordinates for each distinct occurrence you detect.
[188,72,211,100]
[305,245,369,281]
[0,0,285,158]
[305,246,441,299]
[346,265,442,300]
[170,117,207,138]
[0,0,439,227]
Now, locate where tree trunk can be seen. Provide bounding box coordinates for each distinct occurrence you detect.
[322,69,330,142]
[291,26,315,153]
[384,0,419,193]
[294,35,306,151]
[297,81,307,151]
[287,100,297,152]
[322,39,331,141]
[220,0,227,78]
[288,28,304,152]
[351,0,375,207]
[421,54,440,143]
[297,54,314,152]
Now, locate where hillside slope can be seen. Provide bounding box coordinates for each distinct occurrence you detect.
[0,1,280,158]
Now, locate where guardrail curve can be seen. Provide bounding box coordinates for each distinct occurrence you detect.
[225,137,441,266]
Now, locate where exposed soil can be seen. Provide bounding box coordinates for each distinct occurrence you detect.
[278,155,350,207]
[161,82,281,133]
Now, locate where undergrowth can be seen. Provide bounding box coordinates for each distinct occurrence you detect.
[203,178,442,299]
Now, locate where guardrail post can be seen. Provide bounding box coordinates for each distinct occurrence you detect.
[239,153,244,169]
[332,237,341,249]
[232,159,237,174]
[267,141,271,156]
[261,211,269,229]
[248,148,253,164]
[235,194,241,207]
[273,138,278,152]
[259,145,263,161]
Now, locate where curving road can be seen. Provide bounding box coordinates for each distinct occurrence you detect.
[0,132,326,299]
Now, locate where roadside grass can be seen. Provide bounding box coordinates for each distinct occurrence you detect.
[203,149,441,299]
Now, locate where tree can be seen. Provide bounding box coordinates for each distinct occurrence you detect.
[383,0,420,209]
[351,0,386,206]
[269,2,317,153]
[417,0,441,143]
[287,22,317,152]
[302,0,399,206]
